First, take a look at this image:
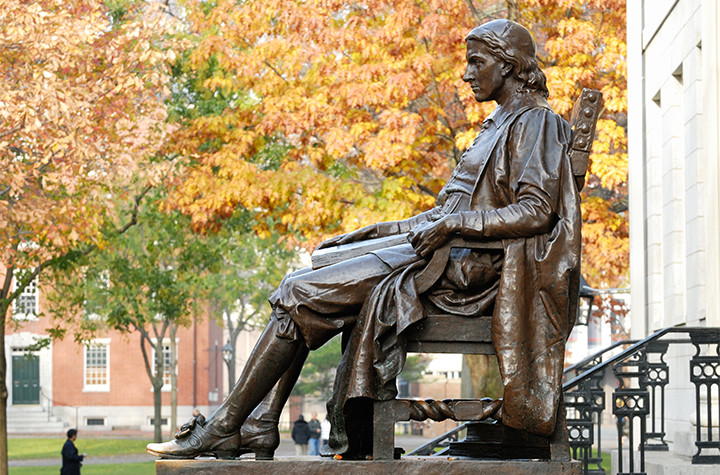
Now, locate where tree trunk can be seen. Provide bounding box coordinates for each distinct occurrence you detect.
[506,0,520,22]
[224,306,237,393]
[463,354,503,399]
[170,323,178,434]
[0,301,10,475]
[153,340,165,443]
[153,378,164,443]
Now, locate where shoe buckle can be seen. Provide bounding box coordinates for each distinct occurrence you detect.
[175,414,206,439]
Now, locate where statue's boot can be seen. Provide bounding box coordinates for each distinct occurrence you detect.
[237,344,309,459]
[146,318,302,459]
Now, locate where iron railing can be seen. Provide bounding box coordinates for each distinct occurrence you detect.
[409,326,720,475]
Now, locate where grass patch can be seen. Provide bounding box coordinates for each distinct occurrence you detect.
[601,451,611,472]
[8,438,151,460]
[10,462,155,475]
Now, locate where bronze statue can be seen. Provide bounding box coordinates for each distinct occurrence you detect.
[147,18,581,460]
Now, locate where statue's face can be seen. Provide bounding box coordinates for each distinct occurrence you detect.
[463,39,507,103]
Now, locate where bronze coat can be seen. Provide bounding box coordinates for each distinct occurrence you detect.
[327,91,581,453]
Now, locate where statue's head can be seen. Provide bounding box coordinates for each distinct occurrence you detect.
[465,19,548,98]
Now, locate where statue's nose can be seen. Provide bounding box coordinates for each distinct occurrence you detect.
[463,67,473,82]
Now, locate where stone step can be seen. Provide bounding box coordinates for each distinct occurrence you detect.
[612,448,720,475]
[7,405,45,413]
[7,406,66,434]
[7,422,66,434]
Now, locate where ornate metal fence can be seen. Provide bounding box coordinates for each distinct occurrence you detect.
[410,327,720,475]
[563,327,720,475]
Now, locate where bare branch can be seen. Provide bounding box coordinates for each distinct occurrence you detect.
[466,0,483,24]
[0,114,25,141]
[240,38,288,83]
[5,184,154,307]
[114,184,153,235]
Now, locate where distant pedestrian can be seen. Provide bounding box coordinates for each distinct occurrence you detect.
[61,428,85,475]
[307,412,322,455]
[291,414,311,455]
[320,415,331,447]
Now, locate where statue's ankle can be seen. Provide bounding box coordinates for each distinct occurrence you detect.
[203,419,237,437]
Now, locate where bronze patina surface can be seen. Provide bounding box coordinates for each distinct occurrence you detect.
[147,18,582,462]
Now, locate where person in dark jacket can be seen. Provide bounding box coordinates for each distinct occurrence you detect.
[291,415,311,455]
[61,428,85,475]
[307,412,322,455]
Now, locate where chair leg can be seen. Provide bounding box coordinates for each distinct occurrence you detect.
[549,399,571,461]
[373,400,397,460]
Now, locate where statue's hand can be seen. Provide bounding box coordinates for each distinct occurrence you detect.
[315,224,379,251]
[409,214,460,257]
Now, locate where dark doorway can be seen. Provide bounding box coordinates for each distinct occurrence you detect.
[12,354,40,405]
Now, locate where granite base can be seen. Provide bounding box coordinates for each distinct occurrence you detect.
[156,456,582,475]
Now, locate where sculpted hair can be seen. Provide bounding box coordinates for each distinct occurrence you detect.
[466,28,549,98]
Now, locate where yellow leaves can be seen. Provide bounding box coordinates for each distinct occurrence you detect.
[580,197,629,287]
[325,127,354,158]
[165,0,629,283]
[454,130,476,151]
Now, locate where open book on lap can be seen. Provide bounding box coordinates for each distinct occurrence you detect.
[311,234,411,269]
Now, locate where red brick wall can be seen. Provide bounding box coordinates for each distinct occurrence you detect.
[413,377,463,439]
[50,318,223,407]
[1,269,224,411]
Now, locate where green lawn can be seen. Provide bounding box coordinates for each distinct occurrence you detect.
[10,462,155,475]
[8,437,151,460]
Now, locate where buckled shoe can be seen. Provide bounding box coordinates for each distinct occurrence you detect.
[146,415,239,459]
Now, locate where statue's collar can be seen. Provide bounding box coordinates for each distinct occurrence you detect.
[484,91,550,129]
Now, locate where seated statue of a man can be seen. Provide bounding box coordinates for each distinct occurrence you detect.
[147,18,581,460]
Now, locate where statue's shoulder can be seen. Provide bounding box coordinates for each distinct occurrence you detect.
[512,93,569,130]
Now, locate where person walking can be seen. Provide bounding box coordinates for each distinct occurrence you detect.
[307,412,322,455]
[291,414,311,455]
[61,428,85,475]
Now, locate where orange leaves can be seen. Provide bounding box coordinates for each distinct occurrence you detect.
[454,130,477,151]
[589,119,627,190]
[165,0,628,291]
[518,0,628,287]
[581,197,629,287]
[1,0,178,264]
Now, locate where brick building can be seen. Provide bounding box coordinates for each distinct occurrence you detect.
[5,272,225,433]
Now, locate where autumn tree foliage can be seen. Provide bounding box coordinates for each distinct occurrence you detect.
[514,0,628,288]
[167,0,628,290]
[0,0,177,467]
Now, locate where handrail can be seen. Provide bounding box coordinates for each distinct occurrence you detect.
[563,339,636,377]
[562,325,720,474]
[39,388,78,427]
[563,326,712,391]
[405,421,469,456]
[408,324,720,474]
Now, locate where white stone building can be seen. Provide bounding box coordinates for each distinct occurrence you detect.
[627,0,720,459]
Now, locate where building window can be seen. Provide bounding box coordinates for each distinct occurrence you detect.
[12,272,38,320]
[83,269,110,321]
[86,417,105,426]
[152,343,174,391]
[84,341,110,391]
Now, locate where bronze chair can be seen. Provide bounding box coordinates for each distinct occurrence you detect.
[371,89,603,461]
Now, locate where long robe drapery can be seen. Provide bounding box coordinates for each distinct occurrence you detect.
[323,91,581,454]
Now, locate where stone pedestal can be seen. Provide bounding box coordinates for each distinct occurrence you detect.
[156,456,582,475]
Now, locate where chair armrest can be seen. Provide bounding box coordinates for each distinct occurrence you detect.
[413,235,503,293]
